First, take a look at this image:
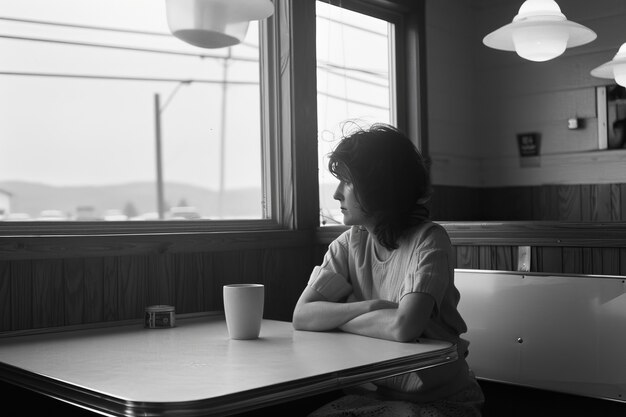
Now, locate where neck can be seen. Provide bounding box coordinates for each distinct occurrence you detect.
[362,222,376,237]
[362,224,390,251]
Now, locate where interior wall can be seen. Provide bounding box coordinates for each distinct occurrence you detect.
[426,0,626,188]
[425,0,481,187]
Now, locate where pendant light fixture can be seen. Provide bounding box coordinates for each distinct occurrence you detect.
[483,0,596,62]
[165,0,274,49]
[591,43,626,87]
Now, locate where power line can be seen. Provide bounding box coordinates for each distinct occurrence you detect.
[319,15,388,38]
[318,91,390,110]
[1,17,389,84]
[0,16,171,37]
[0,71,260,85]
[0,16,259,49]
[0,71,388,111]
[0,41,388,89]
[319,62,389,86]
[0,34,259,61]
[0,15,383,42]
[0,16,390,91]
[0,69,387,91]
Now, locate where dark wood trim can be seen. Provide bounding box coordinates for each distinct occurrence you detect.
[0,229,313,261]
[404,1,428,157]
[443,221,626,248]
[0,219,283,236]
[4,220,626,261]
[316,222,626,248]
[323,0,417,15]
[316,225,348,244]
[285,0,320,230]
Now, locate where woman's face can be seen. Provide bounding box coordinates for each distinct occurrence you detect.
[333,180,371,227]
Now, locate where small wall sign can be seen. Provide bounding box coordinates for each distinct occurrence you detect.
[517,133,540,157]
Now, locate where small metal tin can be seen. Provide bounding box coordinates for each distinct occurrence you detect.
[145,305,176,329]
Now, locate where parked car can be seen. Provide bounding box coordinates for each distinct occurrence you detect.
[168,206,201,220]
[103,209,128,221]
[3,212,32,221]
[75,205,101,221]
[37,209,68,221]
[130,212,160,221]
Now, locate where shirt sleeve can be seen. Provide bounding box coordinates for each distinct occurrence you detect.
[307,266,352,302]
[402,226,452,311]
[307,231,353,302]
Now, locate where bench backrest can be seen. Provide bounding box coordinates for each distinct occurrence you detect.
[455,269,626,403]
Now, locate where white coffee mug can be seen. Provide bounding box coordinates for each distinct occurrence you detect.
[223,284,265,340]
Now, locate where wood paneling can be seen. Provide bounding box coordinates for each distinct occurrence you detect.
[557,185,582,221]
[65,258,85,326]
[103,257,119,322]
[0,261,11,330]
[10,261,31,330]
[562,247,584,274]
[431,183,626,222]
[84,257,104,324]
[428,186,482,221]
[482,186,534,221]
[451,244,624,275]
[0,245,314,333]
[0,229,312,260]
[32,259,64,328]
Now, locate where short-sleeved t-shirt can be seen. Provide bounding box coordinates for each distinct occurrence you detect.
[307,221,475,401]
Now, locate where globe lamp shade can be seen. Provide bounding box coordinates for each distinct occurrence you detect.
[483,0,596,62]
[591,43,626,88]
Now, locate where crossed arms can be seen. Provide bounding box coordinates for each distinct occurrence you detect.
[292,285,434,343]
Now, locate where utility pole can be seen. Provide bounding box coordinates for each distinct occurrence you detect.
[154,93,165,220]
[153,82,189,220]
[218,53,230,219]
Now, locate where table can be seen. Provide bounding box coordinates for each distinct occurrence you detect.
[0,315,458,416]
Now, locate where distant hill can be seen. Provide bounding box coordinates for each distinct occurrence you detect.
[0,181,264,220]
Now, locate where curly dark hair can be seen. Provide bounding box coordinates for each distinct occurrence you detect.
[328,123,432,250]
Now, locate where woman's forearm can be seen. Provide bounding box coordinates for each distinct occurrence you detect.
[339,309,402,341]
[339,293,434,342]
[292,299,393,331]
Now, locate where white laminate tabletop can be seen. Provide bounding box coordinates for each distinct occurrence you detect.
[0,315,457,416]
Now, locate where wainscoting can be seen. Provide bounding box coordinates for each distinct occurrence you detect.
[0,235,315,333]
[431,183,626,222]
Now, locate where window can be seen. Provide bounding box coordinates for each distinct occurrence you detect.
[0,0,267,222]
[316,1,397,226]
[0,0,426,245]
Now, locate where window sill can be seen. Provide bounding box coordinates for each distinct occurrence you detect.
[0,221,312,260]
[0,219,283,236]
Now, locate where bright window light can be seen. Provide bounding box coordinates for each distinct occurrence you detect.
[0,0,265,221]
[316,1,395,226]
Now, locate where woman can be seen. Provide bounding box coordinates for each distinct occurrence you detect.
[292,123,484,416]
